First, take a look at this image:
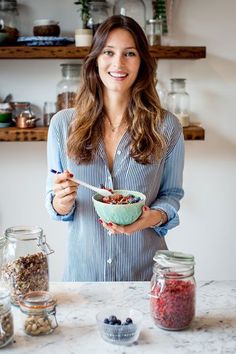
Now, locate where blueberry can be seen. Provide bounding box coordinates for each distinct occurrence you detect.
[104,318,109,324]
[116,319,121,325]
[108,315,117,323]
[125,317,133,324]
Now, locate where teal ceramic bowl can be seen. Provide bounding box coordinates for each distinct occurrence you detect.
[92,190,146,226]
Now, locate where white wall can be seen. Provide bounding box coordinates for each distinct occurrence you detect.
[0,0,236,281]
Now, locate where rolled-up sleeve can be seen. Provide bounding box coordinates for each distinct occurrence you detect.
[45,112,76,222]
[150,132,185,236]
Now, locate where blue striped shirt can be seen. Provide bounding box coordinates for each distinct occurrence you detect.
[46,108,184,281]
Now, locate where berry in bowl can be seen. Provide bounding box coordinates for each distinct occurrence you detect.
[96,308,143,345]
[92,189,146,225]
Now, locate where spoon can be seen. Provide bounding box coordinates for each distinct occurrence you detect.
[50,169,113,197]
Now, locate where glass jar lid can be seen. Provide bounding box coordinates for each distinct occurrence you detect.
[153,250,195,268]
[19,291,57,314]
[0,0,18,11]
[60,63,81,78]
[5,226,43,242]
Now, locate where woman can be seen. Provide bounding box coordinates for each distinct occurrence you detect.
[46,15,184,281]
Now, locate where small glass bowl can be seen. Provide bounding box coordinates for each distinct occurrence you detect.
[96,307,143,346]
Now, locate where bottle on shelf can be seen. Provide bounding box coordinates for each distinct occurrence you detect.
[43,101,56,126]
[167,78,190,127]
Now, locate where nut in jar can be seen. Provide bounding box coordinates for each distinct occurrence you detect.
[19,291,58,336]
[1,226,54,306]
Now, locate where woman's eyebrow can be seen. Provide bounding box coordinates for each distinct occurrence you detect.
[104,45,137,50]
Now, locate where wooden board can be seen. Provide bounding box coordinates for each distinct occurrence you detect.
[0,125,205,142]
[0,45,206,60]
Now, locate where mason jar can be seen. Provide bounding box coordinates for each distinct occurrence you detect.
[56,63,81,111]
[167,78,190,127]
[0,0,20,43]
[1,226,54,306]
[150,250,196,330]
[113,0,146,30]
[19,291,58,336]
[87,1,109,35]
[146,18,162,46]
[0,287,14,348]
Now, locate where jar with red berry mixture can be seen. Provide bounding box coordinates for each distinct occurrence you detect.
[150,250,196,330]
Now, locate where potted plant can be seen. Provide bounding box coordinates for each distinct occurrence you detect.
[74,0,93,46]
[152,0,168,34]
[74,0,91,29]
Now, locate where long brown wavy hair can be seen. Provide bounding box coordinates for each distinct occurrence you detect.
[67,15,166,165]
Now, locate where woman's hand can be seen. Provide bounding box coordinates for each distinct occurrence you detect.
[99,206,167,235]
[52,170,78,215]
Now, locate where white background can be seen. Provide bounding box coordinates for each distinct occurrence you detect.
[0,0,236,281]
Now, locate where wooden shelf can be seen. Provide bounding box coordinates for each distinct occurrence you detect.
[0,44,206,142]
[0,127,48,141]
[0,125,205,142]
[183,125,205,140]
[0,45,206,60]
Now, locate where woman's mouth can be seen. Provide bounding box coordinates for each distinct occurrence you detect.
[109,71,128,79]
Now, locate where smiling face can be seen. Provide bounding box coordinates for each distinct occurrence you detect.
[97,28,141,97]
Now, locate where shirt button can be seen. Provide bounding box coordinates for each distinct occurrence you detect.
[117,150,121,155]
[107,258,112,264]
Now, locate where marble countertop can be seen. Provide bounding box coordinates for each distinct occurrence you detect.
[3,281,236,354]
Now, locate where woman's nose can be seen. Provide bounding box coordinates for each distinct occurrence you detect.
[113,54,125,67]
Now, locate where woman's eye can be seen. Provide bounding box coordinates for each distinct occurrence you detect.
[103,50,113,56]
[125,51,136,57]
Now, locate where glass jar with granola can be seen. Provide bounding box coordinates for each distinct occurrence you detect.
[56,63,81,111]
[150,250,196,330]
[1,226,54,306]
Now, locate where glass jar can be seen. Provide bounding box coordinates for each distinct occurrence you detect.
[167,78,190,127]
[0,288,14,348]
[1,226,54,306]
[43,101,56,127]
[113,0,146,30]
[156,81,168,109]
[150,250,196,331]
[146,18,162,46]
[87,1,109,35]
[19,291,58,336]
[0,0,20,43]
[56,64,81,111]
[11,101,31,119]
